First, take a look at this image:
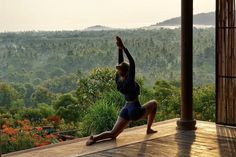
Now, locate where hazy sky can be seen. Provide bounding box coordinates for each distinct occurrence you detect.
[0,0,215,32]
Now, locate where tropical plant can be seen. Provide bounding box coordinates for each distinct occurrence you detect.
[80,99,118,136]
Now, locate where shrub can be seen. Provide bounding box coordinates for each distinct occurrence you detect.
[54,94,82,123]
[102,90,125,110]
[153,80,181,121]
[193,84,215,121]
[81,99,118,136]
[139,87,155,105]
[19,108,43,123]
[37,103,55,118]
[1,120,60,154]
[1,133,35,154]
[0,113,13,127]
[155,92,180,121]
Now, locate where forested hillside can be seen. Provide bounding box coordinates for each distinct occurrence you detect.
[0,28,215,87]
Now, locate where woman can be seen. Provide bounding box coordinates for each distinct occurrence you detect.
[86,36,158,146]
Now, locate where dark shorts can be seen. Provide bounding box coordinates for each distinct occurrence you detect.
[119,101,146,121]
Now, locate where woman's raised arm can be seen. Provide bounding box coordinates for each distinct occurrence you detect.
[124,47,135,81]
[118,48,124,64]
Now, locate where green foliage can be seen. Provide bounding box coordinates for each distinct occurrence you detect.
[76,67,116,105]
[0,113,12,126]
[139,88,155,105]
[19,108,43,123]
[102,90,125,109]
[32,78,42,86]
[152,80,215,122]
[40,74,79,94]
[153,80,181,121]
[54,94,82,123]
[10,83,26,98]
[48,67,66,78]
[89,68,116,89]
[0,83,20,108]
[37,103,55,118]
[156,91,180,121]
[0,106,7,114]
[154,80,177,100]
[9,99,25,115]
[193,84,215,121]
[23,83,35,107]
[31,86,56,106]
[1,133,35,154]
[81,99,118,136]
[33,70,48,80]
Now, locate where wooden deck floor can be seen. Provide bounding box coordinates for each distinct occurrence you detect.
[84,127,236,157]
[3,118,236,157]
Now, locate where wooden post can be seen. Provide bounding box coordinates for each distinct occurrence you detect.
[0,130,1,157]
[177,0,196,130]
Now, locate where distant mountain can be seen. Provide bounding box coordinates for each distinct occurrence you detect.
[151,12,215,27]
[85,12,215,31]
[84,25,114,31]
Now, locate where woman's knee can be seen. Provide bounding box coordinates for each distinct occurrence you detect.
[110,130,119,138]
[103,130,116,139]
[150,100,158,109]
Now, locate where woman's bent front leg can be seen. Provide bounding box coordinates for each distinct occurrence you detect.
[141,100,158,134]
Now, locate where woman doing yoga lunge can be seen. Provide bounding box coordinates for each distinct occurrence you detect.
[86,36,158,146]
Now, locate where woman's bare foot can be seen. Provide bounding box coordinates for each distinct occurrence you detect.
[86,136,95,146]
[146,128,158,134]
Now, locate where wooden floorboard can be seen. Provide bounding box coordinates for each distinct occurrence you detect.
[2,119,236,157]
[83,127,236,157]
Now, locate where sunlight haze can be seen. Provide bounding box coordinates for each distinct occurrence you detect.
[0,0,215,32]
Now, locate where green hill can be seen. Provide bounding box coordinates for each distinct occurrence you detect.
[153,12,215,26]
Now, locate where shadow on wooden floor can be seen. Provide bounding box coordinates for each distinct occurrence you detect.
[217,125,236,157]
[175,130,196,157]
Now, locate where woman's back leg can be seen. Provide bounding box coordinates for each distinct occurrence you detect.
[86,117,129,146]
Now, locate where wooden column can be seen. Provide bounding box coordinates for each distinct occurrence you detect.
[177,0,196,130]
[0,130,1,157]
